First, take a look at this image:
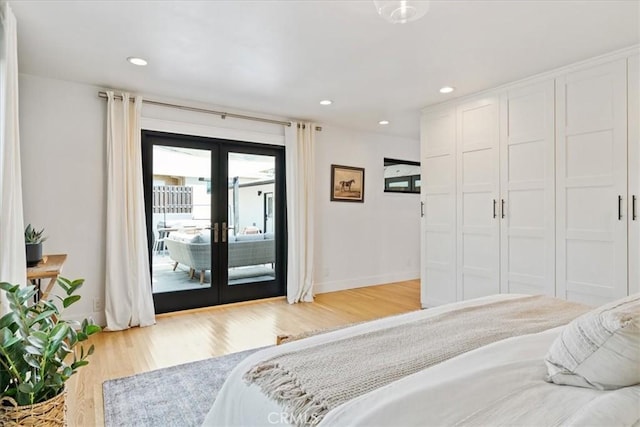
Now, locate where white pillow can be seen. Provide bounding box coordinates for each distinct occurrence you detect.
[544,293,640,390]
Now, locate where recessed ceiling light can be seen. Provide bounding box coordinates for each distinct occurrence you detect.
[379,120,390,125]
[319,100,333,106]
[127,57,148,66]
[439,86,455,94]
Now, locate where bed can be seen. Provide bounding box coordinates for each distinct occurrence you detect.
[202,294,640,426]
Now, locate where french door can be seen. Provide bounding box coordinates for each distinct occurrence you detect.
[141,130,286,313]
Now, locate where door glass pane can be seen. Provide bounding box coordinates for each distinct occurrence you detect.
[151,146,212,293]
[227,152,276,286]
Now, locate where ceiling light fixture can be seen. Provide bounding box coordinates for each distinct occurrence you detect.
[379,120,390,125]
[127,57,148,66]
[374,1,430,24]
[439,86,455,94]
[319,99,333,106]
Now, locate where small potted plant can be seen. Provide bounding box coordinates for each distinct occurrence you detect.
[0,277,101,426]
[24,224,47,267]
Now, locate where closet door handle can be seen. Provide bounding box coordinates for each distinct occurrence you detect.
[420,201,424,218]
[618,195,623,220]
[222,222,228,243]
[493,199,497,219]
[633,195,637,221]
[501,199,506,219]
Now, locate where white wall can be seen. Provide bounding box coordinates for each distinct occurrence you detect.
[18,73,420,324]
[19,73,106,323]
[313,126,420,293]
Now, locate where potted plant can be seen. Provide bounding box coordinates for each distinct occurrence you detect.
[0,277,101,426]
[24,224,47,267]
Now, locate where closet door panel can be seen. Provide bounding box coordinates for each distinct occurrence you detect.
[420,109,456,307]
[556,59,628,305]
[457,98,500,300]
[500,81,555,296]
[629,53,639,295]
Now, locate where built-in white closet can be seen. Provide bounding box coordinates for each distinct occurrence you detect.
[420,109,457,307]
[420,47,639,307]
[455,97,500,301]
[556,59,628,305]
[499,81,556,298]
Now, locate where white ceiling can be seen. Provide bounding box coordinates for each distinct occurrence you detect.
[9,0,640,138]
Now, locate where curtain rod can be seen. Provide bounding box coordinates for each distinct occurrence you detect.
[98,91,292,127]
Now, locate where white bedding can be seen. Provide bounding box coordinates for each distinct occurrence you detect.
[202,294,640,426]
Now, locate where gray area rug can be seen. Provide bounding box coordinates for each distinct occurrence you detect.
[103,347,262,427]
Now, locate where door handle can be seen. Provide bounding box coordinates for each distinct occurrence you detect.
[633,195,637,221]
[618,195,623,221]
[420,201,424,218]
[501,199,506,219]
[213,223,219,243]
[493,199,497,219]
[222,222,228,243]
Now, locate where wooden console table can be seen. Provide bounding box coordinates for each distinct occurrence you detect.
[27,254,67,301]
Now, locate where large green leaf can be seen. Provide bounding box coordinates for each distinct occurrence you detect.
[31,330,48,343]
[27,334,46,349]
[85,324,102,335]
[56,277,71,292]
[29,309,57,326]
[67,281,84,296]
[39,299,60,314]
[48,323,69,345]
[62,295,81,308]
[23,354,40,369]
[16,286,37,304]
[0,327,14,345]
[71,360,89,369]
[0,311,19,329]
[0,282,19,293]
[17,382,34,394]
[24,345,43,356]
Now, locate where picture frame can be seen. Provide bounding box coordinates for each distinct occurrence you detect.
[330,164,365,203]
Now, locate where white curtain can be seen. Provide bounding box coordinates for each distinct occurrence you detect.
[284,122,315,303]
[105,92,155,330]
[0,3,26,314]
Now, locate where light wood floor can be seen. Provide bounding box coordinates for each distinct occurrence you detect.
[67,280,420,426]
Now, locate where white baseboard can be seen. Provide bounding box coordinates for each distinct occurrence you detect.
[314,271,420,295]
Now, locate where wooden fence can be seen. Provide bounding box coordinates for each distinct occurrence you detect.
[152,185,193,213]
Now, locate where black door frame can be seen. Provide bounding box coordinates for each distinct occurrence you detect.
[141,130,287,313]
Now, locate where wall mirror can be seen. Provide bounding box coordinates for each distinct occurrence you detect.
[384,158,421,194]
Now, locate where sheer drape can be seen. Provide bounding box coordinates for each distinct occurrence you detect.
[0,3,26,314]
[284,122,315,303]
[105,92,155,330]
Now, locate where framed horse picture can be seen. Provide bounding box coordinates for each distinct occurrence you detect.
[330,164,365,202]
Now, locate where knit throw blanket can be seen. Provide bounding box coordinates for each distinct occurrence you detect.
[244,296,589,426]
